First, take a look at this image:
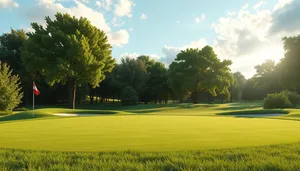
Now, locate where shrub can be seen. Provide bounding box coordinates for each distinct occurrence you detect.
[284,90,299,107]
[0,62,23,112]
[264,90,299,109]
[14,107,29,111]
[121,86,138,106]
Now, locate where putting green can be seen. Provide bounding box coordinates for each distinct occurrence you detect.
[1,115,300,151]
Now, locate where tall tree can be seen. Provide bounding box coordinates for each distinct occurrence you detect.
[21,13,115,109]
[168,62,190,103]
[230,72,246,102]
[278,35,300,92]
[0,29,31,105]
[0,62,23,112]
[253,60,281,93]
[118,57,148,93]
[242,78,265,101]
[169,46,234,104]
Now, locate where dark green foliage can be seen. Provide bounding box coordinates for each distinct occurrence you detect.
[121,86,138,106]
[278,36,300,91]
[21,13,115,109]
[0,29,31,106]
[264,90,299,109]
[1,143,300,170]
[169,46,234,104]
[285,90,300,107]
[242,78,266,101]
[231,72,246,102]
[254,60,282,94]
[0,62,23,112]
[14,107,29,111]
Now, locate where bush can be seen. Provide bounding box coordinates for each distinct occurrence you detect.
[14,107,29,111]
[121,86,138,106]
[284,90,299,107]
[264,90,299,109]
[0,62,23,112]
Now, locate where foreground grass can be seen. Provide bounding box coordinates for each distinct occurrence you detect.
[1,115,300,151]
[1,102,300,170]
[1,143,300,170]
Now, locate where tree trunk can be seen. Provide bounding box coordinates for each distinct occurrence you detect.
[90,88,94,104]
[68,80,76,109]
[193,90,198,104]
[77,87,80,105]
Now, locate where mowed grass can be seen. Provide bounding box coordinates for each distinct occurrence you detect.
[1,143,300,170]
[1,115,300,151]
[2,102,300,170]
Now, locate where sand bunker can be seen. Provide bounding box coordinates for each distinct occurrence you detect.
[54,113,100,117]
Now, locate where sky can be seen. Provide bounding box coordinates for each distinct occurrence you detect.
[1,0,300,78]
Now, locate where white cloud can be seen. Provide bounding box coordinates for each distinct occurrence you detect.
[80,0,89,3]
[0,0,19,8]
[129,27,133,31]
[25,0,129,46]
[118,53,161,64]
[212,0,300,78]
[99,0,113,10]
[111,17,125,27]
[161,39,208,65]
[273,0,292,11]
[107,29,129,46]
[253,1,265,10]
[114,0,133,17]
[140,13,147,20]
[95,0,101,8]
[195,14,206,23]
[120,53,160,61]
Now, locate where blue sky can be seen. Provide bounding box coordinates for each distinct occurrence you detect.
[1,0,299,78]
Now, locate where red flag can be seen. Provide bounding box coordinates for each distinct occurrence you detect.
[33,82,40,96]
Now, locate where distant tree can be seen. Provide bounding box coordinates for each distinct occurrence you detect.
[254,60,281,93]
[168,62,190,103]
[278,35,300,92]
[136,56,169,104]
[117,57,148,101]
[242,78,265,101]
[0,29,31,105]
[21,13,115,109]
[121,86,138,106]
[146,61,169,104]
[0,62,23,112]
[217,88,231,103]
[230,72,246,102]
[169,46,234,104]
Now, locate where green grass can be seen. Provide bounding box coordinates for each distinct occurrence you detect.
[2,102,300,170]
[2,114,300,151]
[218,109,289,115]
[1,143,300,170]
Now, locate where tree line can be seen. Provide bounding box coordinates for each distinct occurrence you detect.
[0,13,299,110]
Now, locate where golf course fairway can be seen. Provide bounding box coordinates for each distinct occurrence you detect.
[1,115,300,151]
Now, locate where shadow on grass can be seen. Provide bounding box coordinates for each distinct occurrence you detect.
[217,103,262,111]
[0,111,52,123]
[65,110,118,115]
[77,103,181,111]
[178,104,218,109]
